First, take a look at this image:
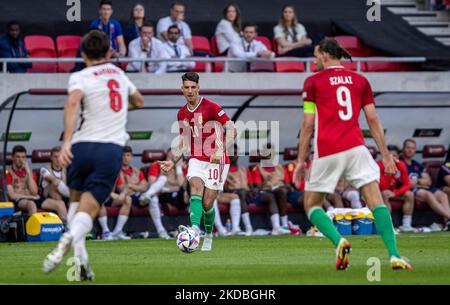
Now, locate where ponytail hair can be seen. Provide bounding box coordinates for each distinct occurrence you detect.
[317,37,353,62]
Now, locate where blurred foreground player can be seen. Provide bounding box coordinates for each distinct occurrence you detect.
[43,30,144,280]
[293,38,412,271]
[159,72,236,251]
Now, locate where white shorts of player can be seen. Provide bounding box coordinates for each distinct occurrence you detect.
[186,158,230,191]
[306,145,380,194]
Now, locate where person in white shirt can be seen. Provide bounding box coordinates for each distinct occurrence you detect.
[127,23,170,73]
[227,23,274,73]
[164,25,195,72]
[43,29,144,280]
[215,3,242,56]
[156,2,193,54]
[273,4,314,57]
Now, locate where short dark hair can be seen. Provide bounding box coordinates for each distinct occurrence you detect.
[81,30,110,60]
[403,138,416,148]
[243,22,258,32]
[51,146,61,156]
[387,145,400,154]
[7,21,19,29]
[171,2,184,8]
[167,25,180,33]
[12,145,26,155]
[99,0,113,8]
[182,72,199,83]
[317,37,352,61]
[140,22,154,31]
[123,146,133,154]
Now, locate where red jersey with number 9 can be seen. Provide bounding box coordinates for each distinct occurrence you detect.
[177,97,231,164]
[302,66,375,159]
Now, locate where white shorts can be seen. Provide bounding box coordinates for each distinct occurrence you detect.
[306,145,380,194]
[186,158,230,191]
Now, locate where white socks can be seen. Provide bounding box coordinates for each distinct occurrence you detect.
[149,195,165,233]
[280,215,288,227]
[144,175,167,198]
[98,216,109,233]
[270,213,281,229]
[57,181,70,198]
[346,190,363,209]
[66,202,79,230]
[229,199,241,232]
[214,200,227,234]
[402,215,412,227]
[241,212,252,230]
[112,215,128,235]
[70,212,93,245]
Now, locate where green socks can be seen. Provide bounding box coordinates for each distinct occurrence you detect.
[373,205,401,258]
[308,207,342,246]
[189,194,203,228]
[203,207,215,234]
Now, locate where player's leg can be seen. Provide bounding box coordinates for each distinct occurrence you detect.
[111,195,131,239]
[399,191,415,232]
[236,189,253,235]
[140,174,168,205]
[148,194,170,238]
[17,199,37,216]
[214,193,230,236]
[41,198,68,222]
[326,192,344,208]
[273,186,289,228]
[344,189,363,209]
[416,189,450,221]
[217,192,242,234]
[381,190,393,213]
[201,187,219,251]
[187,176,205,233]
[98,198,112,239]
[434,190,450,223]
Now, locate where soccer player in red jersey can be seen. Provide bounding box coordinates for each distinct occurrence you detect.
[293,38,412,270]
[159,72,236,251]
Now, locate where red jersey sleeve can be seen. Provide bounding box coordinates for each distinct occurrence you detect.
[211,102,230,126]
[252,167,263,185]
[148,163,160,178]
[302,76,316,103]
[394,161,411,197]
[139,171,145,182]
[6,170,12,185]
[362,77,375,107]
[116,176,124,187]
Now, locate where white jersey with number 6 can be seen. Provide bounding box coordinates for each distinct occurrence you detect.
[68,63,137,146]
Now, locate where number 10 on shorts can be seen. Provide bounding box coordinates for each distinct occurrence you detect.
[208,168,219,181]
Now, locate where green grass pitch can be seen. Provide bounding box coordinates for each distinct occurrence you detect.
[1,233,450,284]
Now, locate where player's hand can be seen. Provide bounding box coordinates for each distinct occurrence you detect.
[59,142,73,167]
[210,151,223,164]
[158,160,175,172]
[382,154,397,176]
[293,161,306,189]
[118,192,126,203]
[383,190,395,199]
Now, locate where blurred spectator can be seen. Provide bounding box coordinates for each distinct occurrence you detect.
[220,145,254,236]
[124,3,146,47]
[436,154,450,206]
[284,153,309,208]
[251,143,291,235]
[215,2,242,56]
[5,145,39,216]
[0,21,31,73]
[127,22,170,73]
[163,25,195,72]
[402,139,450,231]
[273,4,314,57]
[39,146,69,223]
[89,0,127,58]
[334,179,363,209]
[227,23,273,72]
[156,2,193,54]
[98,146,148,240]
[379,145,415,232]
[139,149,184,239]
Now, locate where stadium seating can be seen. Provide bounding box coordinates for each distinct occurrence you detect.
[255,36,272,51]
[192,35,212,56]
[423,144,446,184]
[31,149,52,163]
[56,35,81,73]
[275,59,305,72]
[24,35,58,73]
[141,150,166,164]
[210,36,220,57]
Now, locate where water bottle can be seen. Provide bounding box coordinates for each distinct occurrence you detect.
[225,218,232,232]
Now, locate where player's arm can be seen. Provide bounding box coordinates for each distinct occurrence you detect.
[363,103,396,175]
[60,89,83,167]
[128,90,144,111]
[418,172,432,188]
[292,104,314,188]
[116,35,127,57]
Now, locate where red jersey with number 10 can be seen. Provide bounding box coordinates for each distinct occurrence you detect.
[177,97,231,164]
[302,66,375,159]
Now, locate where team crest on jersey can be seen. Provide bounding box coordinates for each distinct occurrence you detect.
[198,115,203,125]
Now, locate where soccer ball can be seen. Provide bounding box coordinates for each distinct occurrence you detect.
[176,229,200,253]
